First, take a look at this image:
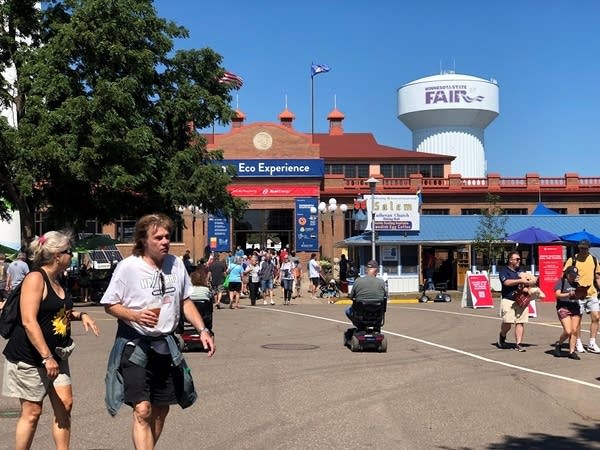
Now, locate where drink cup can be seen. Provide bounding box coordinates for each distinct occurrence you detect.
[147,299,162,327]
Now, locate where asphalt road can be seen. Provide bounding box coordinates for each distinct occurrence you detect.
[1,296,600,449]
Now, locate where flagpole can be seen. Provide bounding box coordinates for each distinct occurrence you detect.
[311,72,315,143]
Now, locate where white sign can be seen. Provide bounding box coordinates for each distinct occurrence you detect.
[365,195,420,231]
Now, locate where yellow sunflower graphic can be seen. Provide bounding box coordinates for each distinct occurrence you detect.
[51,306,70,337]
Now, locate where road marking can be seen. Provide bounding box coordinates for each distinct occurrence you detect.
[254,307,600,390]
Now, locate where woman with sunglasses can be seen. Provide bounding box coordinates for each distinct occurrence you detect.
[2,231,99,449]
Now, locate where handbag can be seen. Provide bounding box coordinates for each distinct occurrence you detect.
[222,274,230,289]
[513,288,531,308]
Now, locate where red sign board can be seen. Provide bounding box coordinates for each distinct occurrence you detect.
[538,245,564,302]
[467,274,494,308]
[227,185,319,197]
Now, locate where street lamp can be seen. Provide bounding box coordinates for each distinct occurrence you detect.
[366,177,379,261]
[317,198,348,257]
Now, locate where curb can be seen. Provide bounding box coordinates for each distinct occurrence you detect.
[334,298,419,305]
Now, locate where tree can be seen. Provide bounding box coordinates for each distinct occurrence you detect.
[472,194,508,270]
[0,0,245,245]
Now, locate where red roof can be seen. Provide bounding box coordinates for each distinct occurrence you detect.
[314,133,454,161]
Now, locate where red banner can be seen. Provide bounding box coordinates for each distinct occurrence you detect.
[467,274,493,308]
[227,185,319,197]
[538,245,564,302]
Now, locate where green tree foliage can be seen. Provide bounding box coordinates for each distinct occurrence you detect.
[0,0,245,244]
[472,194,508,270]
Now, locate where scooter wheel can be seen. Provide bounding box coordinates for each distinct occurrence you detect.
[379,337,388,353]
[349,336,360,352]
[419,295,429,303]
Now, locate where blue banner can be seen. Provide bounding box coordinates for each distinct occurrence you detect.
[207,213,230,252]
[295,197,319,252]
[221,159,324,178]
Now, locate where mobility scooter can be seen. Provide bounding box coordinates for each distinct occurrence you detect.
[176,297,214,352]
[344,298,387,352]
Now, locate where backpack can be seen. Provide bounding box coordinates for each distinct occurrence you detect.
[0,269,49,339]
[0,283,23,339]
[570,255,599,291]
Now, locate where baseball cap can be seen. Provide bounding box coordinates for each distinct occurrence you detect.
[564,266,579,277]
[578,239,591,248]
[366,259,379,268]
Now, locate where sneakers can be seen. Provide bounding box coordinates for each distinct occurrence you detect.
[497,333,507,349]
[576,341,587,353]
[514,344,526,352]
[568,352,581,360]
[270,301,275,305]
[587,342,600,353]
[553,342,562,357]
[263,300,267,305]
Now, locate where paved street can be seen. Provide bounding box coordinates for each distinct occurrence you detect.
[1,295,600,449]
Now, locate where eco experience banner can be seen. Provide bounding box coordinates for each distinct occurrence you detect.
[295,197,319,252]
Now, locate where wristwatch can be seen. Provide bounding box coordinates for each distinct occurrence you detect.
[198,327,209,334]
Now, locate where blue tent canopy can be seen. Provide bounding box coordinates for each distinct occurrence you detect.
[531,202,559,215]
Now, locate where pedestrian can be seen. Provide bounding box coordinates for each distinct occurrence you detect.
[339,254,348,282]
[78,260,91,302]
[280,255,294,305]
[497,251,537,352]
[562,239,600,353]
[208,252,227,309]
[247,255,261,306]
[259,253,276,305]
[292,256,302,299]
[553,266,585,359]
[100,213,214,450]
[2,231,99,450]
[0,253,9,305]
[308,253,321,299]
[226,256,244,309]
[6,251,30,294]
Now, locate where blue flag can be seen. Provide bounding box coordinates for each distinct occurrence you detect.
[311,63,330,78]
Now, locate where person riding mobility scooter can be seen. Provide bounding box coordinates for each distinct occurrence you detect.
[177,270,214,351]
[343,260,388,352]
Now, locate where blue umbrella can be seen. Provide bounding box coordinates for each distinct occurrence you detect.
[505,226,561,244]
[560,229,600,246]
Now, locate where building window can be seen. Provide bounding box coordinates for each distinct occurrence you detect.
[461,208,481,215]
[504,208,528,215]
[325,164,344,175]
[431,165,444,177]
[84,219,102,234]
[380,164,444,178]
[115,218,136,243]
[34,211,48,237]
[400,246,418,274]
[552,208,567,215]
[580,208,600,214]
[422,209,449,215]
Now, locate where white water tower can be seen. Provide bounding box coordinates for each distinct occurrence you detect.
[397,72,499,178]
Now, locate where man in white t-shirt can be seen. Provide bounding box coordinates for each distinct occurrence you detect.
[101,214,215,448]
[308,253,321,298]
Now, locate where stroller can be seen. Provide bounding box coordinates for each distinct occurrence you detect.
[318,273,341,301]
[344,298,387,352]
[176,296,214,352]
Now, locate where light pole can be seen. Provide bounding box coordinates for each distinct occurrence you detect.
[178,205,204,263]
[366,177,379,261]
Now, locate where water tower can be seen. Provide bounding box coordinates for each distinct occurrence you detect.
[397,72,499,178]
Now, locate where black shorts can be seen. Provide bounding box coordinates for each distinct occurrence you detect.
[120,345,178,407]
[228,281,242,293]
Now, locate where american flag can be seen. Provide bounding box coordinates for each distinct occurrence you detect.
[219,71,244,89]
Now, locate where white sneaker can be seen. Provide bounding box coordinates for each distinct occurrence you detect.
[587,342,600,353]
[576,342,587,353]
[263,300,267,305]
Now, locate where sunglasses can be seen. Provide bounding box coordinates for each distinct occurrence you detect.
[61,248,73,257]
[511,258,521,261]
[159,271,166,295]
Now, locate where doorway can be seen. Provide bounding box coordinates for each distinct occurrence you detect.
[234,209,293,253]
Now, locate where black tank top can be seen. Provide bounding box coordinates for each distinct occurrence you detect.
[3,268,73,366]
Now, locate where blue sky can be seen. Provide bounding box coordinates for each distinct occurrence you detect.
[154,0,600,177]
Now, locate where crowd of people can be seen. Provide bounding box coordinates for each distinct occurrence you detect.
[3,216,600,449]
